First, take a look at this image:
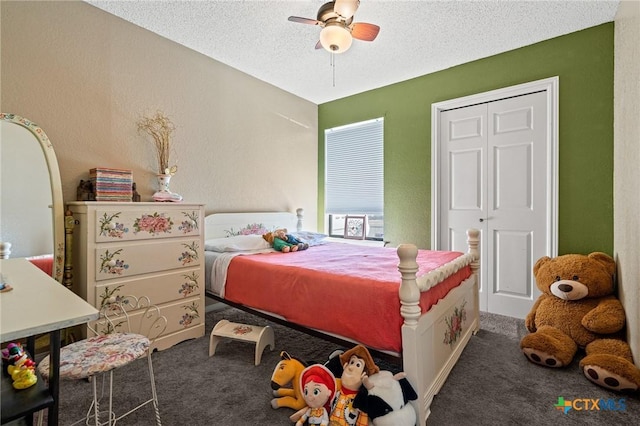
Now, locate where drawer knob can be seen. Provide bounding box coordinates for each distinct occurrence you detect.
[189,219,196,226]
[108,222,116,230]
[107,259,117,267]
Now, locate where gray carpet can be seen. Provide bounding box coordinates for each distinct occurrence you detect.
[37,307,639,425]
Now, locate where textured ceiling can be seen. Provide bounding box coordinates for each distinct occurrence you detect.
[85,0,620,105]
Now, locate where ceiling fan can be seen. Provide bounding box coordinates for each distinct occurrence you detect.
[288,0,380,54]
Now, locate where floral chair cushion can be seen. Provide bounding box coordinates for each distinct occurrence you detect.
[38,333,150,381]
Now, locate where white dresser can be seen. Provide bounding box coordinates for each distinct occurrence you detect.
[67,201,205,350]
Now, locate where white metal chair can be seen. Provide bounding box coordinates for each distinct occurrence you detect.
[37,295,167,425]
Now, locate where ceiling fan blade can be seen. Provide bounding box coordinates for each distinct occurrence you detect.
[315,40,322,50]
[288,16,321,25]
[335,0,360,19]
[351,22,380,41]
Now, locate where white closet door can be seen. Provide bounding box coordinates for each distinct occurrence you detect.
[439,103,488,301]
[439,91,548,318]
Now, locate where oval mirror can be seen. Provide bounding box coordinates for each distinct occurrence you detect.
[0,113,64,283]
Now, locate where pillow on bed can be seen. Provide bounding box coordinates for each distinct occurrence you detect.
[205,235,271,252]
[290,231,328,246]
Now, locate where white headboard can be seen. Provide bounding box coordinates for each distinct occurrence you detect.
[204,209,304,239]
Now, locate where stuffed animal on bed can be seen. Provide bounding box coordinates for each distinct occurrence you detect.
[352,371,417,426]
[520,252,640,393]
[263,229,308,253]
[282,229,309,251]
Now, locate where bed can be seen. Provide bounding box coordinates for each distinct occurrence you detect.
[204,210,479,425]
[26,254,54,276]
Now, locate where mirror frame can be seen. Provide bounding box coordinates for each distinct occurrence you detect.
[1,113,65,283]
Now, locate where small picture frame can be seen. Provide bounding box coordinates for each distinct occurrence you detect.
[344,215,367,240]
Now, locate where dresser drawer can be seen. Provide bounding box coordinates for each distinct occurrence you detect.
[95,208,201,243]
[94,267,202,307]
[95,238,201,281]
[160,296,203,336]
[90,296,203,347]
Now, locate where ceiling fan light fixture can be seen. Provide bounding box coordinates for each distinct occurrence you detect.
[320,23,352,54]
[334,0,360,19]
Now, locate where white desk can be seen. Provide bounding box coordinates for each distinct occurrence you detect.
[1,258,99,426]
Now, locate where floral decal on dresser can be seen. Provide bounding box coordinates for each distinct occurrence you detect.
[443,300,467,347]
[178,242,200,265]
[179,211,199,234]
[99,212,129,238]
[179,272,200,297]
[179,302,200,328]
[98,285,125,308]
[99,249,130,275]
[133,212,173,236]
[92,286,129,334]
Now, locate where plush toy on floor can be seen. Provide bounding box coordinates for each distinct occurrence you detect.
[263,229,308,253]
[520,252,640,392]
[270,351,308,410]
[292,364,336,426]
[353,371,417,426]
[328,344,380,426]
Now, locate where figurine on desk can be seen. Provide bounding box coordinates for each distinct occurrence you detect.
[2,342,37,389]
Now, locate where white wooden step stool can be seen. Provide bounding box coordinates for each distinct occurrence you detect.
[209,319,275,366]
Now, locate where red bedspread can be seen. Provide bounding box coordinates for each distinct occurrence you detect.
[27,254,54,276]
[224,243,471,353]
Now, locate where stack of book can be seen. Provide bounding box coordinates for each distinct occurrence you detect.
[90,168,133,202]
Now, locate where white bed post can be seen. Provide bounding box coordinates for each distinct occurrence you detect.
[467,228,480,334]
[397,244,424,425]
[398,244,420,324]
[295,208,304,232]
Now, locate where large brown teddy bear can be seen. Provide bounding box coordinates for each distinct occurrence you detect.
[520,252,640,393]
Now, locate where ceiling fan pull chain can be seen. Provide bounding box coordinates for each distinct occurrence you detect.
[331,53,336,87]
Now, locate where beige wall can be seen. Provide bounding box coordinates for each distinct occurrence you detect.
[1,0,318,225]
[614,0,640,363]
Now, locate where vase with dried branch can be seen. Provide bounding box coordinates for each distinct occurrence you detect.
[137,111,183,202]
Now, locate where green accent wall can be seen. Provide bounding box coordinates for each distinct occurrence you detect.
[318,23,614,255]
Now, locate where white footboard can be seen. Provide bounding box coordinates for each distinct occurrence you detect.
[398,229,480,425]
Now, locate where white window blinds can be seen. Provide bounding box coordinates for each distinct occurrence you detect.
[325,118,384,215]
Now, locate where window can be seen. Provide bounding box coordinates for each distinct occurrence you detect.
[324,118,383,240]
